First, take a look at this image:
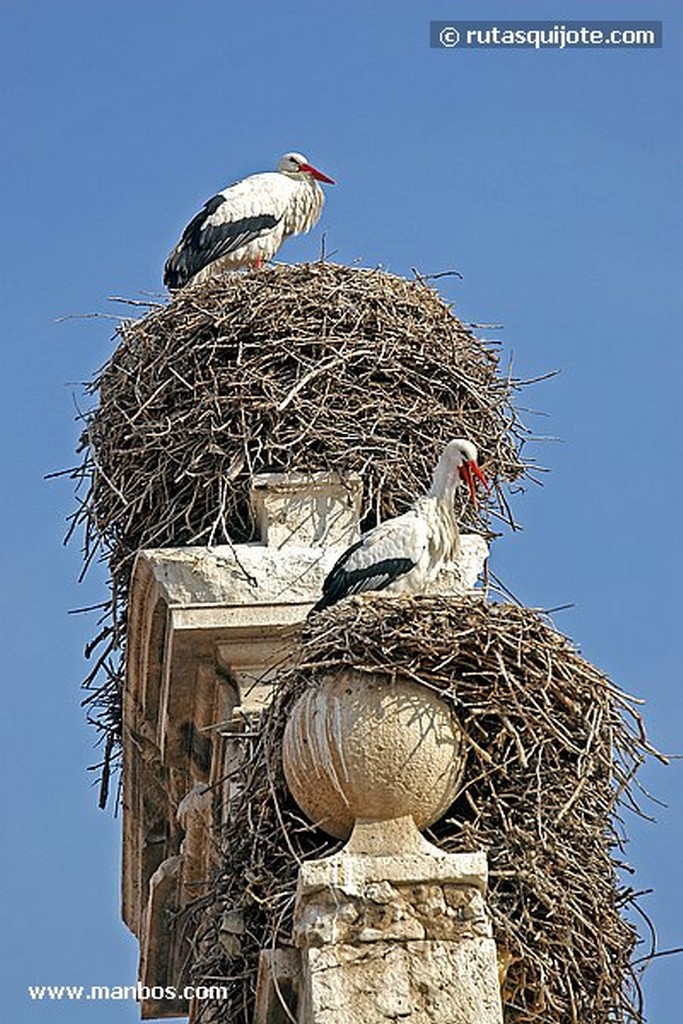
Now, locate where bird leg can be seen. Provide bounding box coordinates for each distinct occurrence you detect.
[253,256,263,270]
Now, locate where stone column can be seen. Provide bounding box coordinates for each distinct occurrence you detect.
[282,674,504,1024]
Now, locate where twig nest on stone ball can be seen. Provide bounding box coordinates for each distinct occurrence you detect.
[282,671,466,839]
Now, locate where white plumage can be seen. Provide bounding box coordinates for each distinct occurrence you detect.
[164,152,335,290]
[314,439,488,612]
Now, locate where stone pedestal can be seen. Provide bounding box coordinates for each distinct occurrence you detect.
[293,823,503,1024]
[280,658,504,1024]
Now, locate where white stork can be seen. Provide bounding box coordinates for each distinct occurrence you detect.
[164,152,335,290]
[313,439,488,612]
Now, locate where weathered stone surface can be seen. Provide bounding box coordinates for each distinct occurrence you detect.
[294,880,491,948]
[301,938,502,1023]
[218,909,246,960]
[282,674,466,839]
[176,782,213,901]
[130,533,488,612]
[299,824,488,894]
[138,856,188,1020]
[254,948,301,1024]
[294,845,503,1024]
[250,471,363,549]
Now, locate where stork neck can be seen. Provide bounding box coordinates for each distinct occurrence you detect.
[283,177,324,234]
[427,456,460,506]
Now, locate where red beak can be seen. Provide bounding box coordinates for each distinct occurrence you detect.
[299,162,335,184]
[458,460,490,508]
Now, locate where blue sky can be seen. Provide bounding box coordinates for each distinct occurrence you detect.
[1,1,681,1020]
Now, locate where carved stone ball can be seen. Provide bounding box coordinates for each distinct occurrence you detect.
[282,672,466,839]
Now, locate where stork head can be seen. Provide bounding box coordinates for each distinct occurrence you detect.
[436,438,489,507]
[278,152,335,184]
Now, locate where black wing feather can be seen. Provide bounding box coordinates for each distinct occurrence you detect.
[164,193,282,289]
[313,545,415,612]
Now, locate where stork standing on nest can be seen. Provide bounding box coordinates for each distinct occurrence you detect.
[313,439,488,612]
[164,152,335,290]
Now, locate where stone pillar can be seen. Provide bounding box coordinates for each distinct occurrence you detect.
[282,674,504,1024]
[295,830,502,1024]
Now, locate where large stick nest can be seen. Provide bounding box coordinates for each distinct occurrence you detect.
[68,263,537,794]
[186,598,657,1024]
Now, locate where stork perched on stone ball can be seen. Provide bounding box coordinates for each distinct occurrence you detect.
[164,152,335,291]
[313,439,489,612]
